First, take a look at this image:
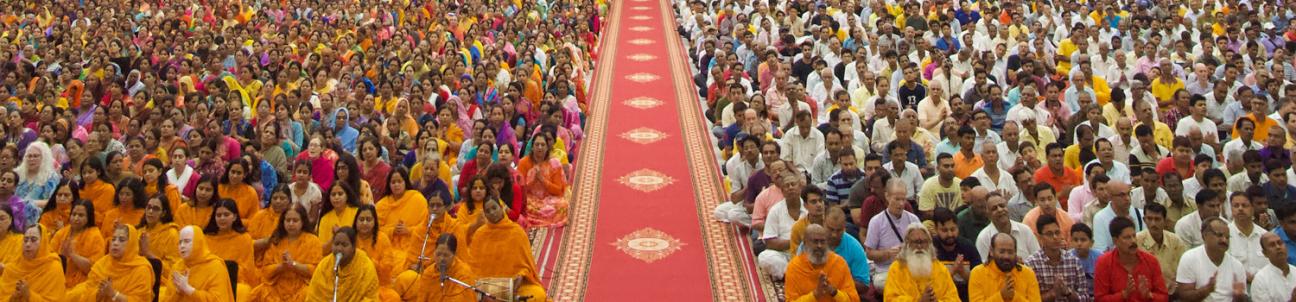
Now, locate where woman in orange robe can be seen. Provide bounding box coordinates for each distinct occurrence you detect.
[159,226,233,302]
[306,227,381,301]
[175,175,220,229]
[0,224,66,301]
[248,185,291,243]
[317,183,361,249]
[517,133,568,227]
[52,200,105,288]
[353,204,401,301]
[375,168,429,273]
[142,159,184,211]
[402,187,463,269]
[65,224,155,301]
[250,205,323,301]
[394,233,477,302]
[205,198,261,297]
[139,194,181,267]
[38,180,78,229]
[466,199,547,301]
[0,207,20,267]
[79,159,115,227]
[102,178,148,238]
[454,176,490,226]
[218,159,261,219]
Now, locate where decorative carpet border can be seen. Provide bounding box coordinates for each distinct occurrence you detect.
[545,0,622,300]
[659,0,762,300]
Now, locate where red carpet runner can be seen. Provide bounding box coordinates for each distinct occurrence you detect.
[541,0,771,300]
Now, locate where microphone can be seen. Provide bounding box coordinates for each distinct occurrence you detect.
[333,252,343,302]
[334,252,343,268]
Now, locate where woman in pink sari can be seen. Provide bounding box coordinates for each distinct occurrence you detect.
[294,136,338,191]
[517,132,567,227]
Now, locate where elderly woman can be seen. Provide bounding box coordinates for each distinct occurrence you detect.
[14,142,61,210]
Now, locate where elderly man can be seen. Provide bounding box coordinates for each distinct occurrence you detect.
[1091,182,1146,251]
[758,174,809,279]
[1250,233,1296,301]
[883,223,961,301]
[969,233,1042,301]
[785,224,860,302]
[975,192,1041,261]
[1025,215,1094,302]
[864,179,922,288]
[1094,217,1170,301]
[1175,217,1248,302]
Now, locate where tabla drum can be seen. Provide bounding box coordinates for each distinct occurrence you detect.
[476,277,516,302]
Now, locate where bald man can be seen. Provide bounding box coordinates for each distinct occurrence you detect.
[822,208,871,292]
[969,233,1042,302]
[1092,182,1146,251]
[785,224,860,302]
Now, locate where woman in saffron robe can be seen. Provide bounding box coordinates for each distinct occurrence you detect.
[249,185,292,243]
[455,176,491,227]
[38,180,78,229]
[517,133,568,227]
[395,233,478,302]
[0,207,20,267]
[306,227,380,301]
[53,200,105,287]
[142,159,184,211]
[139,194,180,266]
[353,204,402,301]
[66,224,155,302]
[102,177,148,238]
[376,167,429,274]
[0,224,66,301]
[218,159,261,219]
[317,183,360,251]
[80,158,115,226]
[466,198,547,301]
[204,198,260,296]
[358,138,392,199]
[400,185,464,274]
[160,226,233,302]
[175,175,220,229]
[250,205,323,301]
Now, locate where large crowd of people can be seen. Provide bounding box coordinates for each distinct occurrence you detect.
[0,0,606,301]
[686,0,1296,300]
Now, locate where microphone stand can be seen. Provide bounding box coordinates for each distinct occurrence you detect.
[414,213,438,272]
[333,253,342,302]
[441,275,507,302]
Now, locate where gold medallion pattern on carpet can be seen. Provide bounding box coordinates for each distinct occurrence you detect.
[623,96,663,109]
[626,53,657,62]
[617,169,675,193]
[630,26,653,32]
[628,38,655,45]
[613,227,685,263]
[619,127,668,145]
[624,72,660,83]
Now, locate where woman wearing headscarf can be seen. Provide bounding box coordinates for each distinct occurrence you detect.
[306,227,380,301]
[330,108,360,153]
[65,223,155,301]
[14,142,60,211]
[159,226,234,302]
[0,224,65,302]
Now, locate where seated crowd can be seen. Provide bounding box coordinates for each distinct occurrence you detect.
[0,0,607,301]
[686,0,1296,300]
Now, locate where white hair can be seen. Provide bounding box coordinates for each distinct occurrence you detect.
[899,222,936,278]
[15,141,57,188]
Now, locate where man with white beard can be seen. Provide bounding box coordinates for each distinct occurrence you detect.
[784,224,860,301]
[882,222,961,301]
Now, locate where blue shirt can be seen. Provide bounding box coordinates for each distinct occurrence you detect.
[825,171,862,204]
[1071,248,1102,276]
[1276,227,1296,265]
[798,233,871,285]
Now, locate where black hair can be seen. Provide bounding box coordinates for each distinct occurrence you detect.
[1035,214,1059,233]
[203,199,247,234]
[269,204,310,245]
[1070,222,1093,239]
[321,182,361,215]
[1108,216,1135,239]
[114,177,149,210]
[352,204,380,247]
[138,192,176,228]
[43,179,81,215]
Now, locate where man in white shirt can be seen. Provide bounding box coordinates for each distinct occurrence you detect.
[975,192,1041,261]
[780,111,824,172]
[716,136,764,225]
[1250,232,1296,301]
[1227,193,1268,278]
[1175,95,1219,146]
[883,141,924,200]
[1177,189,1226,247]
[1222,118,1262,174]
[757,174,809,279]
[1175,217,1249,302]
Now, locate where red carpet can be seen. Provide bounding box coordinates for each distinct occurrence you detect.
[542,0,770,300]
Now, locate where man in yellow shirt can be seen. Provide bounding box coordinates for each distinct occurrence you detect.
[1133,93,1174,149]
[968,233,1043,301]
[1149,60,1184,108]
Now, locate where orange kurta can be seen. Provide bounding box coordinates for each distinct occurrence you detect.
[317,206,359,247]
[39,203,71,229]
[396,257,477,302]
[250,234,324,302]
[0,226,65,302]
[0,232,19,267]
[66,225,155,302]
[147,183,184,212]
[467,216,546,301]
[102,206,145,237]
[306,250,381,301]
[80,180,115,227]
[399,214,464,272]
[356,232,398,287]
[785,252,860,302]
[246,209,281,240]
[219,183,261,219]
[160,228,234,302]
[50,227,105,287]
[207,231,261,287]
[175,203,214,229]
[376,190,429,271]
[144,223,181,266]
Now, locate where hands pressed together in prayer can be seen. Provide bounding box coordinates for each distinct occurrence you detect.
[813,273,837,299]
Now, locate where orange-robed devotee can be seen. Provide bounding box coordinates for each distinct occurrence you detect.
[205,199,262,296]
[51,200,106,288]
[376,170,430,271]
[466,199,547,301]
[307,227,381,301]
[159,226,234,302]
[0,225,66,302]
[250,206,324,302]
[66,224,156,302]
[394,234,478,302]
[80,167,116,227]
[784,225,860,302]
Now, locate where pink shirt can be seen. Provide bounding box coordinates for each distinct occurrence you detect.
[751,186,785,227]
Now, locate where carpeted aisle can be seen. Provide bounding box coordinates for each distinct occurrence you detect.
[543,0,768,300]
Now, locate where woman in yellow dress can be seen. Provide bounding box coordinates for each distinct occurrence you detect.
[204,198,260,298]
[38,180,78,229]
[102,177,148,238]
[65,223,155,301]
[175,175,220,229]
[0,207,20,267]
[52,200,105,288]
[465,198,547,301]
[218,159,261,219]
[317,183,361,249]
[352,204,400,300]
[306,227,380,301]
[159,225,233,302]
[375,167,429,273]
[250,205,323,301]
[139,193,180,266]
[80,158,115,226]
[0,224,66,301]
[336,154,374,204]
[142,158,184,211]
